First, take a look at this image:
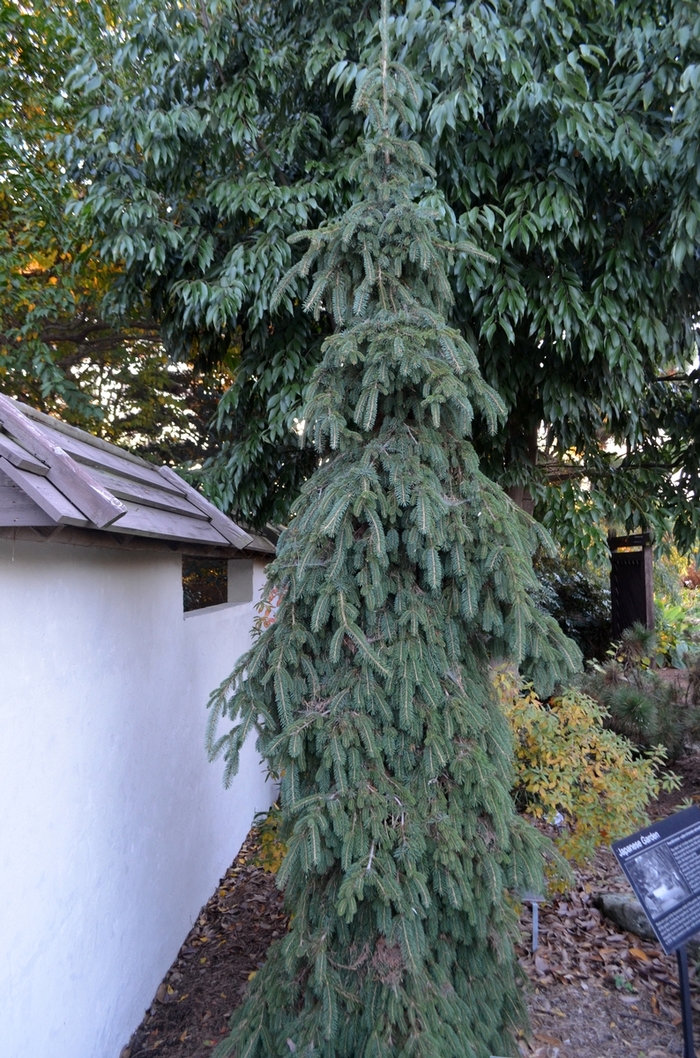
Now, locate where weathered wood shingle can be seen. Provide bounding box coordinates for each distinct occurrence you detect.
[0,394,274,554]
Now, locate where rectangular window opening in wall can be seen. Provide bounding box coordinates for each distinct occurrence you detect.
[182,557,254,612]
[182,557,228,612]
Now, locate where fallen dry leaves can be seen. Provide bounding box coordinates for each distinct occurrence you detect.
[515,843,697,1057]
[121,832,286,1058]
[123,754,700,1058]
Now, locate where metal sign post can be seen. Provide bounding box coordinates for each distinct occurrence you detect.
[531,899,539,954]
[678,944,696,1058]
[519,890,544,954]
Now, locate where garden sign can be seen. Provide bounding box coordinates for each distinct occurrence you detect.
[613,805,700,1058]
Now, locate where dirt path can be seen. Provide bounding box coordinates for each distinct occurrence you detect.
[121,754,700,1058]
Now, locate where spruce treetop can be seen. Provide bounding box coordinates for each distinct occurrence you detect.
[274,4,503,458]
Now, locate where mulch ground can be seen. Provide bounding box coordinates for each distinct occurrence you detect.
[121,838,286,1058]
[121,752,700,1058]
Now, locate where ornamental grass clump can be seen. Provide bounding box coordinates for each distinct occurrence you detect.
[207,7,578,1056]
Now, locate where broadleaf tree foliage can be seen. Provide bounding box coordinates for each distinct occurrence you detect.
[0,0,235,464]
[207,8,579,1056]
[60,0,700,556]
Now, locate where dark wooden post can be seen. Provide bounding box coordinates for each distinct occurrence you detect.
[609,532,654,638]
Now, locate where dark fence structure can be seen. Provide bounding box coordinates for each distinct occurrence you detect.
[609,532,654,639]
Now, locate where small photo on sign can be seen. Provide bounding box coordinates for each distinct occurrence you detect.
[626,845,691,919]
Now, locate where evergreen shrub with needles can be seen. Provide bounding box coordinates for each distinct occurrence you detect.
[207,7,579,1056]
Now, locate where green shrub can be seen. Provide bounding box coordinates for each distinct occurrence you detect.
[654,601,694,668]
[583,623,700,760]
[605,684,658,744]
[533,550,611,662]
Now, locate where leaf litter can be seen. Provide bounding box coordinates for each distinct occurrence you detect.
[121,752,700,1058]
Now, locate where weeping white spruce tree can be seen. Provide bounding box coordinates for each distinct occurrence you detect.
[208,7,578,1056]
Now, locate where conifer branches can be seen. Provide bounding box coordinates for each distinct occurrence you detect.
[208,3,579,1056]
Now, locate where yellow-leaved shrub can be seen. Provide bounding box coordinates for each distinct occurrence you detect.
[252,803,286,873]
[492,666,679,863]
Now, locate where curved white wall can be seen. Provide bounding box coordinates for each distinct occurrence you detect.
[0,537,273,1058]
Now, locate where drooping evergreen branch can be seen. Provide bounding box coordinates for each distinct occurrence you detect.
[208,4,579,1056]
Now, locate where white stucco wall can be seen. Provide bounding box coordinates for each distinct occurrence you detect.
[0,537,274,1058]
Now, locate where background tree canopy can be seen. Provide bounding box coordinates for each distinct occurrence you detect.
[0,0,233,463]
[4,0,700,555]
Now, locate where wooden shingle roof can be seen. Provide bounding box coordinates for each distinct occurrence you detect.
[0,394,274,554]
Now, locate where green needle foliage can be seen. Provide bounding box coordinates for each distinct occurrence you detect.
[207,7,579,1056]
[58,0,700,551]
